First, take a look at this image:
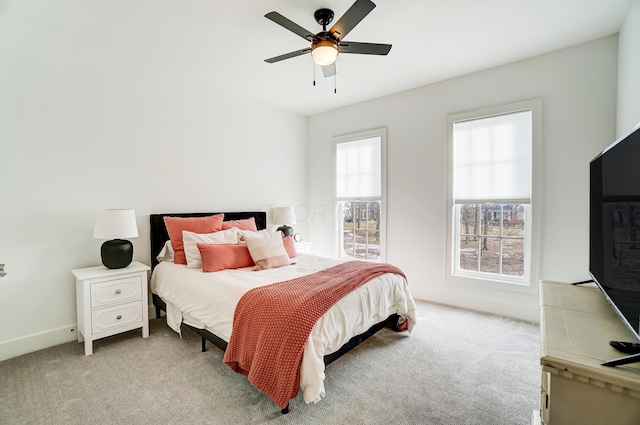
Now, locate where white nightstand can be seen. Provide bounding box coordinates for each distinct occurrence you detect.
[294,241,312,254]
[72,262,150,355]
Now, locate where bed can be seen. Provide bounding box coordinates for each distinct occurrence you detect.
[149,211,417,413]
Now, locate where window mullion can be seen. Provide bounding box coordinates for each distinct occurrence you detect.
[499,204,504,276]
[365,203,369,259]
[476,204,481,272]
[352,203,356,257]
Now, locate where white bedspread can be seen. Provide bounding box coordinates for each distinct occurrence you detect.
[150,254,417,404]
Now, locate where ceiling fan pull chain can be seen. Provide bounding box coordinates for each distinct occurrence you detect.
[313,59,316,86]
[334,73,337,94]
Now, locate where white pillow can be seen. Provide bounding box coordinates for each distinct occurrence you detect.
[244,232,292,271]
[156,240,175,263]
[183,228,238,269]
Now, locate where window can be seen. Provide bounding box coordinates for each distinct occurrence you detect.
[458,203,527,277]
[449,101,540,285]
[334,129,386,261]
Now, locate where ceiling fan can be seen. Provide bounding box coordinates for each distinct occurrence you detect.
[264,0,392,79]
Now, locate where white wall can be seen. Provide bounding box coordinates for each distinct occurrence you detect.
[618,0,640,134]
[307,36,619,323]
[0,12,307,360]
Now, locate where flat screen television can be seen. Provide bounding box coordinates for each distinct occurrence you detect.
[589,121,640,366]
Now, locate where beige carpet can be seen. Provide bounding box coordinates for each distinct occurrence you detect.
[0,300,540,424]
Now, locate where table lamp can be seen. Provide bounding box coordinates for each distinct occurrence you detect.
[93,209,139,269]
[273,206,296,237]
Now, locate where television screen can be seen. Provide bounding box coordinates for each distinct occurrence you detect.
[589,123,640,341]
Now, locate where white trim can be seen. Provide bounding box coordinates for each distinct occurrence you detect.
[0,324,77,362]
[446,99,542,294]
[333,128,387,261]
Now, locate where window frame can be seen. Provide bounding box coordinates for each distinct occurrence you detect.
[447,100,542,290]
[333,128,387,262]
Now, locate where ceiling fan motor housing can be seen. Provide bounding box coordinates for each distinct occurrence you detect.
[313,33,338,47]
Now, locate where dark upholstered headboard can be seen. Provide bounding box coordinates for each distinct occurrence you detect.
[149,211,267,270]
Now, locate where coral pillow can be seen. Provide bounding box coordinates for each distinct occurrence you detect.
[163,214,224,265]
[221,218,258,231]
[245,232,292,271]
[283,235,297,258]
[198,243,254,272]
[183,228,238,269]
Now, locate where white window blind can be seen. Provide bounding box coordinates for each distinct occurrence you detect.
[336,136,381,199]
[453,110,532,204]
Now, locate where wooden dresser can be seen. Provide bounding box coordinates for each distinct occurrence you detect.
[539,281,640,424]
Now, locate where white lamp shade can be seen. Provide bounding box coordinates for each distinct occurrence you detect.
[273,207,297,225]
[93,209,139,239]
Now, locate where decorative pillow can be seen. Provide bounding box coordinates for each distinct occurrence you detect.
[183,228,238,269]
[237,227,277,242]
[244,232,292,271]
[156,240,175,263]
[221,217,258,232]
[282,234,297,258]
[198,243,254,272]
[163,214,224,265]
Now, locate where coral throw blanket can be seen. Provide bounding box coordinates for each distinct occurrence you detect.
[223,260,406,408]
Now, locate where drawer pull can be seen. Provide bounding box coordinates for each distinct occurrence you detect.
[116,315,122,320]
[115,289,122,295]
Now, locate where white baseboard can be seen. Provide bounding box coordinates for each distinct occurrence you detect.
[0,324,78,362]
[1,306,162,362]
[414,289,540,323]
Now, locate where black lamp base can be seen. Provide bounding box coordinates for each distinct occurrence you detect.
[277,225,294,237]
[101,239,133,269]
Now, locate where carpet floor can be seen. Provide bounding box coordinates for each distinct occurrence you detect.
[0,300,540,424]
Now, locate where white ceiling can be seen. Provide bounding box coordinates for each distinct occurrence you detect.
[6,0,633,116]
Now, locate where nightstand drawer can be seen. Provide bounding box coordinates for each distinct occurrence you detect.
[90,276,142,308]
[91,301,143,334]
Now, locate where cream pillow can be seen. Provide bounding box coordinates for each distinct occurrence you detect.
[156,240,175,263]
[183,228,238,269]
[244,232,292,271]
[237,227,278,242]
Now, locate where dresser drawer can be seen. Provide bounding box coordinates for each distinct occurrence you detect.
[90,275,142,308]
[91,301,143,335]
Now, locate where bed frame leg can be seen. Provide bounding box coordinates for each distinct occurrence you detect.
[281,403,289,414]
[201,338,207,352]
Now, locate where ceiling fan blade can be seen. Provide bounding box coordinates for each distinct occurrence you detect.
[329,0,376,41]
[264,48,312,63]
[322,63,336,78]
[339,41,392,55]
[265,12,315,41]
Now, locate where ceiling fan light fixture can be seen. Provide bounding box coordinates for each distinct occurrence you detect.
[311,39,339,66]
